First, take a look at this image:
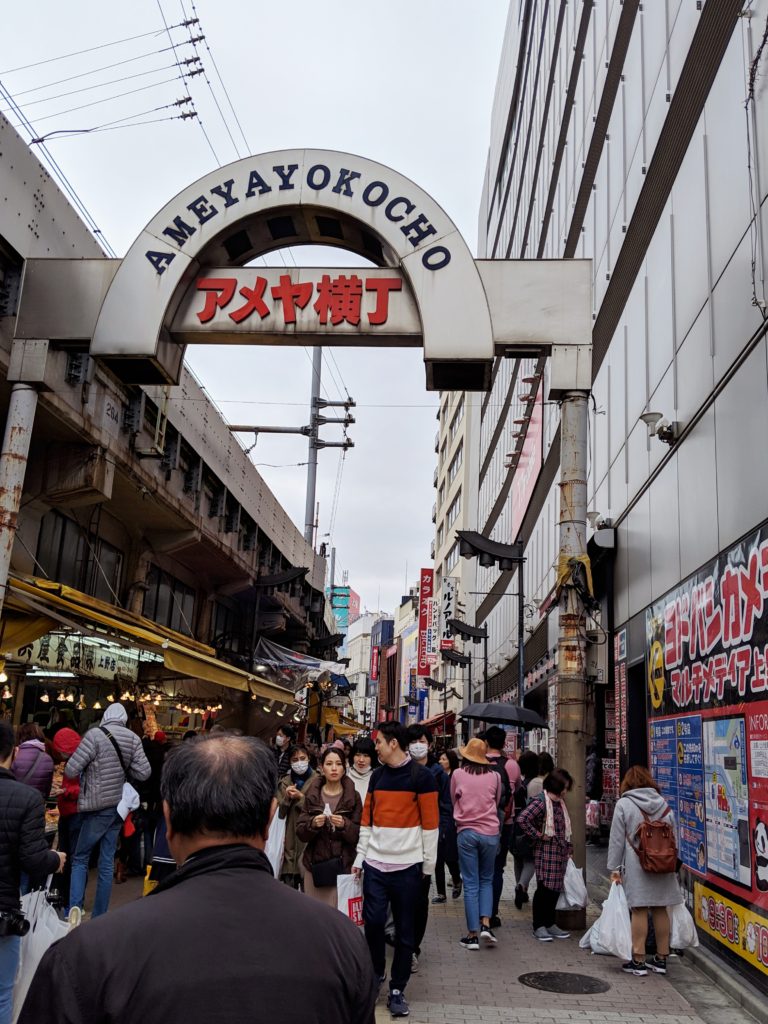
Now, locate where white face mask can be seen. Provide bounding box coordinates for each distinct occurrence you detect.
[409,742,429,760]
[275,735,286,748]
[291,760,310,775]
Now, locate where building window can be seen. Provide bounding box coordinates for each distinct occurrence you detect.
[447,491,462,529]
[449,398,464,442]
[438,482,445,509]
[437,523,444,550]
[445,542,459,573]
[448,443,463,484]
[143,565,196,636]
[439,440,447,466]
[36,510,123,603]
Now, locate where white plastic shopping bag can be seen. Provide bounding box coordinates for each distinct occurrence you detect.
[669,902,699,949]
[264,810,287,878]
[337,873,364,927]
[13,884,70,1021]
[581,881,632,961]
[556,858,589,909]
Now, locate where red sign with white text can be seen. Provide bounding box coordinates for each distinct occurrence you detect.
[417,568,434,677]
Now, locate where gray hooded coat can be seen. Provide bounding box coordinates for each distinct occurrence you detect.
[64,704,151,813]
[607,787,683,909]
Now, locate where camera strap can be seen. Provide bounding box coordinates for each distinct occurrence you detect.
[19,748,45,783]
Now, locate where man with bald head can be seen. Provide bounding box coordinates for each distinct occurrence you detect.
[20,734,376,1024]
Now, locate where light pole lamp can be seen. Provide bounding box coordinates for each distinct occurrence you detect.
[447,617,488,700]
[456,532,526,703]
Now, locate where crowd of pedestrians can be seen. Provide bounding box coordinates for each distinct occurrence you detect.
[0,705,691,1022]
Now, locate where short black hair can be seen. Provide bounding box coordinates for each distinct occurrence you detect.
[0,720,14,761]
[182,730,197,742]
[407,723,432,745]
[543,768,572,796]
[377,720,409,751]
[518,749,539,779]
[538,751,554,776]
[277,723,296,742]
[351,737,378,764]
[161,734,277,838]
[484,726,506,751]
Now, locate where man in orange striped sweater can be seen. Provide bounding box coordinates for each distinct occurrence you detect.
[352,721,439,1019]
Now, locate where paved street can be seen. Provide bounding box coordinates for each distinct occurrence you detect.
[371,870,758,1024]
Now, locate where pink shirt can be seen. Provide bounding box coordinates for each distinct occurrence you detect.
[451,767,502,837]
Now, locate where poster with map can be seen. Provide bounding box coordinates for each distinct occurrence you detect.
[703,716,751,887]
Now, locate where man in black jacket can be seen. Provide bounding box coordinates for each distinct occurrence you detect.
[20,733,376,1024]
[0,720,63,1024]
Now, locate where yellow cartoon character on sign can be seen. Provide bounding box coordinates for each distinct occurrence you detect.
[648,639,665,710]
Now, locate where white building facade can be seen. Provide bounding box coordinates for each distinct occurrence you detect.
[478,0,768,991]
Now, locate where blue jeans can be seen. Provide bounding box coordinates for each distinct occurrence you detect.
[0,935,21,1024]
[458,829,499,933]
[69,808,122,917]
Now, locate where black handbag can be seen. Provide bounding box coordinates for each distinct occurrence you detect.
[311,856,345,888]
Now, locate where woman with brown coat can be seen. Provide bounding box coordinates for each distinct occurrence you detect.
[297,747,362,909]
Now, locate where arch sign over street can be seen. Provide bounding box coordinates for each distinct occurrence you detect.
[15,149,591,394]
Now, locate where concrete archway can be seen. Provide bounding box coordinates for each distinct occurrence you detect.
[91,149,494,389]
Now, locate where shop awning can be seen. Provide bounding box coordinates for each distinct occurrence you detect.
[420,710,456,732]
[322,707,365,736]
[3,574,293,705]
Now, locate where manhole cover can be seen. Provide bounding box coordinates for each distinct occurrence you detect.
[518,971,611,994]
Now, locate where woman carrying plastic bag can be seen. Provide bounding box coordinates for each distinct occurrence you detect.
[556,858,589,910]
[607,765,684,977]
[579,881,632,961]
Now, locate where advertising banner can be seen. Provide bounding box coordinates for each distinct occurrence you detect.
[510,381,543,541]
[646,523,768,986]
[417,568,434,677]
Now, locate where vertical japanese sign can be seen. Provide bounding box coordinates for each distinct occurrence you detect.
[646,523,768,989]
[370,645,379,682]
[510,382,543,541]
[417,568,434,677]
[440,577,457,651]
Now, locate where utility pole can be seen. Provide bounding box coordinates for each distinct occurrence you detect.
[304,347,322,543]
[556,389,590,930]
[229,348,355,548]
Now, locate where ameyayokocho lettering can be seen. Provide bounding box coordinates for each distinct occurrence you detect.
[145,162,452,276]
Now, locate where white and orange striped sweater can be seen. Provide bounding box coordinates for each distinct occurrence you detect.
[353,759,440,875]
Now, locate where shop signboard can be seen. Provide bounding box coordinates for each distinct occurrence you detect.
[18,634,140,683]
[440,576,457,651]
[417,568,434,677]
[646,523,768,988]
[370,645,379,681]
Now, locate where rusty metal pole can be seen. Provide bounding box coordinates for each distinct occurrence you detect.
[0,382,39,619]
[556,389,590,930]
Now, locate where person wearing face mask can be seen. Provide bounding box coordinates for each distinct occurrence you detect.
[277,745,316,889]
[273,725,296,778]
[348,738,378,802]
[405,724,450,974]
[297,748,362,908]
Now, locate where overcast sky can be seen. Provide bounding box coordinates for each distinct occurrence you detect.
[3,1,507,611]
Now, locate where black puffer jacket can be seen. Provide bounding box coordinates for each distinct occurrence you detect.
[0,767,60,912]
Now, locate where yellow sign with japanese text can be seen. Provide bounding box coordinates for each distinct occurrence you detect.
[694,882,768,978]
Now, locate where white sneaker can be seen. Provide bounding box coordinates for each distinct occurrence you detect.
[547,925,570,939]
[533,926,554,942]
[67,906,82,929]
[411,953,419,973]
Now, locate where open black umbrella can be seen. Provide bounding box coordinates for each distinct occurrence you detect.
[459,702,547,729]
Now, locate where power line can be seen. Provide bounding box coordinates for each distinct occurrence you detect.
[11,47,180,96]
[1,61,189,111]
[178,1,242,160]
[189,0,250,153]
[156,0,220,165]
[0,26,189,75]
[0,80,117,257]
[13,75,185,126]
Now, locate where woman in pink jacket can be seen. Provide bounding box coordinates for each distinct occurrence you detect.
[451,738,502,951]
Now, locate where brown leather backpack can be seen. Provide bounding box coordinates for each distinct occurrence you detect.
[633,805,678,873]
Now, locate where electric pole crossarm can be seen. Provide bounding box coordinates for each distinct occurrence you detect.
[229,425,311,435]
